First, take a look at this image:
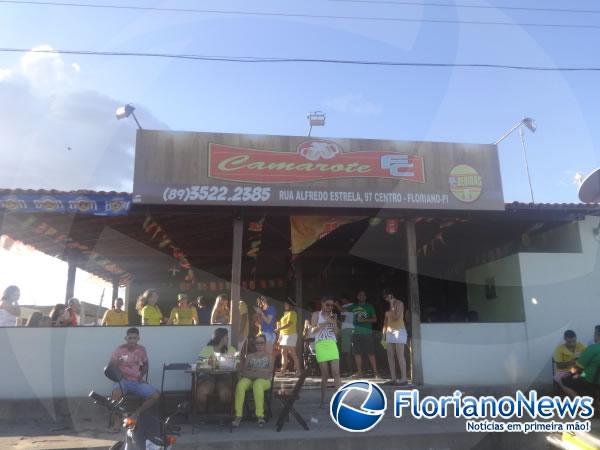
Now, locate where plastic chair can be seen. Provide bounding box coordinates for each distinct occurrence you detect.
[160,363,192,417]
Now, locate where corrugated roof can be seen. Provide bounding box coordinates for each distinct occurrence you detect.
[0,188,129,196]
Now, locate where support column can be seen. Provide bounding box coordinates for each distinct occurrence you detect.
[111,276,120,308]
[294,259,304,370]
[406,221,423,385]
[65,259,77,303]
[230,213,243,348]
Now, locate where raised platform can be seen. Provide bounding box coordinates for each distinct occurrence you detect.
[0,378,563,449]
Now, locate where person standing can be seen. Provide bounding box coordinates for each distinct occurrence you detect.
[66,298,81,326]
[336,294,354,376]
[211,294,231,325]
[254,296,276,354]
[49,303,70,327]
[139,289,163,326]
[350,290,379,378]
[194,296,211,325]
[275,299,300,375]
[102,297,129,326]
[168,293,198,325]
[238,299,249,352]
[310,296,341,408]
[382,288,408,385]
[0,285,20,327]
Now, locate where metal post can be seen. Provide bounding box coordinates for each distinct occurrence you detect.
[111,276,120,308]
[131,111,143,130]
[295,259,304,370]
[65,259,77,303]
[518,126,535,203]
[406,221,423,385]
[230,213,243,348]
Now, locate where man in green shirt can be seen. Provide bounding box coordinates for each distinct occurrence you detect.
[563,326,600,397]
[350,291,379,379]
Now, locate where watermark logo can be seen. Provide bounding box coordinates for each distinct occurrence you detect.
[330,381,387,432]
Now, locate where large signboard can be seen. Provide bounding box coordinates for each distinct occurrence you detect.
[133,130,504,210]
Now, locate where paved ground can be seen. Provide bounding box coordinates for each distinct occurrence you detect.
[0,378,579,449]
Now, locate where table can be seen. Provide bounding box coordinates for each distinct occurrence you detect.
[186,367,239,430]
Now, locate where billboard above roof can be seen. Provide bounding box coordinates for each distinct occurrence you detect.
[133,130,504,211]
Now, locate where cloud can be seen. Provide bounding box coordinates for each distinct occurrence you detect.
[0,45,168,192]
[324,94,382,116]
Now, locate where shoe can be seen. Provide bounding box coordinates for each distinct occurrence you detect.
[257,417,266,428]
[231,417,242,428]
[396,378,408,385]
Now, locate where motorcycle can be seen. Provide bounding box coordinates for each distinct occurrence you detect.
[89,365,188,450]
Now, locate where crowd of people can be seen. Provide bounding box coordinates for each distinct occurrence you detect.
[0,285,82,327]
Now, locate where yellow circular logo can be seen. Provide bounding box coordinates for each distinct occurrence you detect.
[449,165,482,203]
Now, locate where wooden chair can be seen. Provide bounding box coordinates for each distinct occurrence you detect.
[274,370,309,432]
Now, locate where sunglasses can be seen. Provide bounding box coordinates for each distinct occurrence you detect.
[255,341,266,345]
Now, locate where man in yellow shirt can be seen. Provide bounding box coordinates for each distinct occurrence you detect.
[554,329,586,392]
[168,293,198,325]
[102,298,129,326]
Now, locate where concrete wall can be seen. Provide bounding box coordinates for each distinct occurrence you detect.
[0,325,224,400]
[422,217,600,386]
[519,216,600,386]
[465,254,525,322]
[421,322,529,385]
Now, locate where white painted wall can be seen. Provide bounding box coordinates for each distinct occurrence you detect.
[519,216,600,386]
[466,254,525,322]
[421,322,529,385]
[422,217,600,386]
[0,325,224,400]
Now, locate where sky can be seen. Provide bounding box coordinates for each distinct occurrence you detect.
[0,0,598,203]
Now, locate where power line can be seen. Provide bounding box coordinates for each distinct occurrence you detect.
[330,0,600,16]
[1,47,599,72]
[1,0,600,30]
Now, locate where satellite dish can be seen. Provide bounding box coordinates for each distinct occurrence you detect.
[578,167,600,203]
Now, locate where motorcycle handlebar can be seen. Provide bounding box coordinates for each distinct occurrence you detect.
[89,391,111,408]
[88,391,127,414]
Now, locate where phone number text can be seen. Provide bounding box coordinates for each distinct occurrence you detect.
[163,186,272,203]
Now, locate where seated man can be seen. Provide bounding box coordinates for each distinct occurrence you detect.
[108,327,160,421]
[232,334,274,428]
[554,330,586,393]
[562,326,600,398]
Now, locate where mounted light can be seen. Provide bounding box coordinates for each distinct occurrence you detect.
[494,117,538,203]
[115,104,142,129]
[307,111,325,136]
